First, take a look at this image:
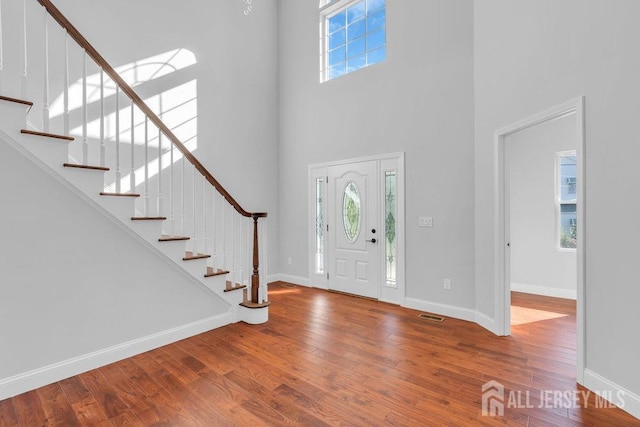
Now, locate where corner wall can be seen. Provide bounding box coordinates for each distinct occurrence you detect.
[474,0,640,415]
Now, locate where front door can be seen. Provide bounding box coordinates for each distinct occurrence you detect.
[328,161,379,299]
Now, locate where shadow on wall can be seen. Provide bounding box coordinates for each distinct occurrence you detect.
[49,48,198,193]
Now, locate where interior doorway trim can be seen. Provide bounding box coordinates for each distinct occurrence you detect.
[494,97,586,384]
[308,152,405,304]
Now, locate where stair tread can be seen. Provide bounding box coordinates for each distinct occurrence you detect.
[240,301,271,309]
[0,95,34,107]
[183,252,211,261]
[205,268,230,278]
[100,192,141,198]
[64,163,109,171]
[23,129,74,141]
[159,235,191,242]
[131,217,167,221]
[224,281,247,293]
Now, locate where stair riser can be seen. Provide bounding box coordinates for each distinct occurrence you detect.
[0,102,29,130]
[17,136,70,168]
[181,258,209,279]
[59,168,106,195]
[239,305,269,325]
[129,220,164,242]
[96,197,137,222]
[152,240,187,261]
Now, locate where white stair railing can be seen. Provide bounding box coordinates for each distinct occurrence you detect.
[1,0,269,307]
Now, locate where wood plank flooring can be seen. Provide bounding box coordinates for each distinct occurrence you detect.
[1,284,639,426]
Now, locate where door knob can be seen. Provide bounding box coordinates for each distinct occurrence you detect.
[366,238,377,243]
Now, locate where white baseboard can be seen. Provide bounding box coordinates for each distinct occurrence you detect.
[268,273,311,287]
[403,297,477,323]
[475,311,498,334]
[511,282,577,300]
[0,312,232,401]
[583,369,640,420]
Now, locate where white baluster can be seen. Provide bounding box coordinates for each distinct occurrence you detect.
[99,69,105,167]
[42,7,49,132]
[181,156,186,236]
[263,219,269,302]
[202,177,208,259]
[0,0,4,93]
[20,0,27,99]
[157,130,163,218]
[231,209,237,285]
[82,51,88,165]
[130,103,135,193]
[63,31,69,135]
[240,216,245,287]
[144,117,149,216]
[115,86,121,193]
[192,166,198,255]
[221,199,226,271]
[169,140,175,236]
[212,191,217,270]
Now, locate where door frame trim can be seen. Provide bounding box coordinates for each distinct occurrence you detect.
[308,152,405,304]
[494,97,586,384]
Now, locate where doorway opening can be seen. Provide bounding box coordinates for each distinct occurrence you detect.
[308,153,405,304]
[495,97,586,384]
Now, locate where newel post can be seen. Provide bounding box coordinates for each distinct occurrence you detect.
[251,214,260,303]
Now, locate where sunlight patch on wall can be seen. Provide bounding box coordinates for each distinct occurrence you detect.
[47,49,198,193]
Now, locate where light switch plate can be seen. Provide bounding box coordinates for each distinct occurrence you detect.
[419,216,433,227]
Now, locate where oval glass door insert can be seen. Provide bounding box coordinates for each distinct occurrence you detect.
[342,181,361,242]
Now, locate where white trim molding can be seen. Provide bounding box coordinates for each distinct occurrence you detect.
[269,273,312,287]
[403,297,477,324]
[583,369,640,420]
[493,96,586,384]
[0,313,232,401]
[511,282,577,300]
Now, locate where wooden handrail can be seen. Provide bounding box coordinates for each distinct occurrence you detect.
[37,0,266,219]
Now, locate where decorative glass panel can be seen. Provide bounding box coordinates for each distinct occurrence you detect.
[315,178,325,274]
[342,181,361,242]
[385,171,397,286]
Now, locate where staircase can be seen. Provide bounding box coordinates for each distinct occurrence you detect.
[0,0,270,325]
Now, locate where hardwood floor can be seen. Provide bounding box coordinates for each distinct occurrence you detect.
[1,284,638,426]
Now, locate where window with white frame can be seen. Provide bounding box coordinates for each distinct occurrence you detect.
[320,0,386,82]
[556,151,577,250]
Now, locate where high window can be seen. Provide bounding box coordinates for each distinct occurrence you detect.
[556,152,577,250]
[320,0,386,82]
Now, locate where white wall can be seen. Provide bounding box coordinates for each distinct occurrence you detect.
[278,0,476,309]
[0,138,228,386]
[475,0,640,403]
[508,114,577,299]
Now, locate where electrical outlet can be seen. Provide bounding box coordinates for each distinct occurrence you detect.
[443,279,451,290]
[288,257,292,265]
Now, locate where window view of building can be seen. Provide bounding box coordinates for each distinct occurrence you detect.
[557,152,577,249]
